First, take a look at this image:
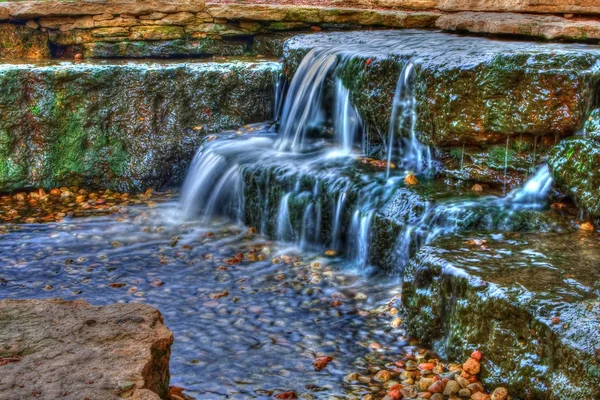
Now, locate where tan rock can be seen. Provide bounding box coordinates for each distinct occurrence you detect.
[206,4,289,21]
[91,27,130,39]
[130,25,185,40]
[139,12,169,20]
[405,173,419,185]
[436,12,600,41]
[141,11,196,26]
[94,15,140,28]
[25,20,39,29]
[0,299,173,399]
[491,387,509,400]
[438,0,600,15]
[7,0,206,19]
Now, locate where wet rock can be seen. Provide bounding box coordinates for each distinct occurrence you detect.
[402,232,600,399]
[0,60,279,192]
[549,137,600,218]
[459,388,472,397]
[0,299,173,399]
[463,358,481,375]
[374,370,392,382]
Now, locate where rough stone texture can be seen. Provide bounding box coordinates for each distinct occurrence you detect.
[0,24,50,59]
[0,0,207,19]
[437,12,600,42]
[549,136,600,218]
[0,60,280,192]
[82,38,247,58]
[284,31,600,147]
[0,299,173,400]
[402,233,600,399]
[438,0,600,15]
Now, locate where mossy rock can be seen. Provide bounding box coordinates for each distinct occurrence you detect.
[402,232,600,399]
[548,136,600,217]
[0,60,280,192]
[0,24,49,59]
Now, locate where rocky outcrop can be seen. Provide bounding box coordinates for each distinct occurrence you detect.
[0,299,173,400]
[401,232,600,399]
[0,60,280,192]
[437,12,600,41]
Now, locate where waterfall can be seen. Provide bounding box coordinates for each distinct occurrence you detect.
[276,49,338,152]
[180,32,558,273]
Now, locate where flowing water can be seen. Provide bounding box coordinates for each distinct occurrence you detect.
[0,203,414,399]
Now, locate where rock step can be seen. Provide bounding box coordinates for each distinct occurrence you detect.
[0,299,173,400]
[437,12,600,42]
[401,232,600,399]
[284,30,600,187]
[0,60,280,193]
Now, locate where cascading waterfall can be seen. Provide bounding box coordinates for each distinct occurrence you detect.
[180,32,558,273]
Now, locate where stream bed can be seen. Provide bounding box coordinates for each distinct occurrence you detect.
[0,201,420,399]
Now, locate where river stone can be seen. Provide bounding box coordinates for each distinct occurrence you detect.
[401,232,600,399]
[548,137,600,217]
[0,24,50,59]
[0,59,279,192]
[0,299,173,399]
[437,12,600,42]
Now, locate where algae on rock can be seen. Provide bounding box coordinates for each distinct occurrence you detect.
[0,60,280,192]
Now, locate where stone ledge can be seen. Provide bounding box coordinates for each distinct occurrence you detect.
[0,0,207,19]
[402,233,600,399]
[438,0,600,15]
[437,12,600,41]
[0,299,173,400]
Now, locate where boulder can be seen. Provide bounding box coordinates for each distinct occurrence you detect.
[0,299,173,399]
[436,12,600,42]
[401,232,600,399]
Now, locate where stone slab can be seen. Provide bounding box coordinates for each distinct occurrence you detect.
[438,0,600,15]
[0,299,173,400]
[437,12,600,41]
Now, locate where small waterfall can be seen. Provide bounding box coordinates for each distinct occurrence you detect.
[334,79,363,154]
[180,32,559,274]
[276,49,338,152]
[508,164,554,206]
[386,59,432,178]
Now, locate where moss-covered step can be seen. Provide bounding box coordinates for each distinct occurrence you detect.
[283,31,600,148]
[0,58,280,192]
[402,232,600,399]
[549,109,600,219]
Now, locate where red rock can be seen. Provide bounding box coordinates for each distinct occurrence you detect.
[418,362,435,371]
[387,389,402,399]
[471,392,490,400]
[275,392,296,399]
[471,350,483,361]
[427,380,445,393]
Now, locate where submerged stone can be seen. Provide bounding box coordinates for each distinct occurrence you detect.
[0,59,280,192]
[402,232,600,399]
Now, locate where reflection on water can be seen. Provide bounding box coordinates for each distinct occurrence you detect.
[0,202,417,399]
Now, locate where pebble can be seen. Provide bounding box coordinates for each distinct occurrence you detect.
[491,387,508,400]
[390,317,402,328]
[374,370,391,382]
[463,358,481,375]
[427,380,444,393]
[443,380,460,396]
[459,388,472,397]
[404,174,419,186]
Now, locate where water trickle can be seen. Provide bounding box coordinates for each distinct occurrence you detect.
[334,79,363,154]
[503,137,510,195]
